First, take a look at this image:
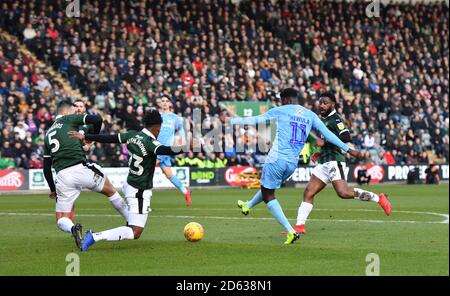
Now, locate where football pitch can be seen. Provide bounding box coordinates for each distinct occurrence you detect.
[0,184,448,276]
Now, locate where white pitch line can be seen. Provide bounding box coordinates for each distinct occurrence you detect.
[7,207,449,224]
[0,211,448,224]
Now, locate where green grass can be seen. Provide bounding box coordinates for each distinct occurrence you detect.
[0,184,448,275]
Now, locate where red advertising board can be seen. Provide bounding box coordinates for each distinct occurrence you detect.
[224,166,260,187]
[0,170,26,190]
[353,164,385,183]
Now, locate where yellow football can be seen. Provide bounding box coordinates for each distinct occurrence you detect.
[183,222,205,242]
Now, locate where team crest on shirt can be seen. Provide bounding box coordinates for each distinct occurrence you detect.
[337,122,345,130]
[296,108,303,114]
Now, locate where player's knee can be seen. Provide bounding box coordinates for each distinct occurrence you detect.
[132,227,143,239]
[102,183,116,197]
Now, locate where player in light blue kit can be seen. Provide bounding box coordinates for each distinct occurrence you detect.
[231,88,362,244]
[158,96,191,206]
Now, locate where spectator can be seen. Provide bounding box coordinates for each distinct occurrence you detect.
[0,151,16,169]
[204,153,217,169]
[13,120,28,140]
[425,163,441,184]
[28,152,43,168]
[363,130,376,151]
[372,151,388,165]
[357,168,371,186]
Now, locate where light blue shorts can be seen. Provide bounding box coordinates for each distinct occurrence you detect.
[157,155,172,168]
[260,160,298,189]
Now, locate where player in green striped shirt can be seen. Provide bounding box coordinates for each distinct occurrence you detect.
[43,101,129,249]
[65,99,93,221]
[289,93,391,235]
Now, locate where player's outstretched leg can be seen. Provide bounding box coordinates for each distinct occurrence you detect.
[266,199,299,244]
[332,180,392,216]
[82,196,149,252]
[237,190,263,215]
[261,187,299,244]
[81,226,136,252]
[354,188,391,216]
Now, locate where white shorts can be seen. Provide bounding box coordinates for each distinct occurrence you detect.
[55,163,106,212]
[122,182,152,228]
[312,161,347,184]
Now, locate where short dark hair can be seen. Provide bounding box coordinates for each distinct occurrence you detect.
[319,92,336,103]
[279,88,299,104]
[57,100,74,113]
[73,99,85,105]
[143,109,163,127]
[279,88,298,100]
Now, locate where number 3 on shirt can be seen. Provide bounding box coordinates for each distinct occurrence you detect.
[128,153,144,176]
[289,122,306,145]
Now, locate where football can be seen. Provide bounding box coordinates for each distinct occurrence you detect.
[183,222,204,242]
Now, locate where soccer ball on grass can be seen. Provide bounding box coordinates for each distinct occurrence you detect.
[183,222,204,242]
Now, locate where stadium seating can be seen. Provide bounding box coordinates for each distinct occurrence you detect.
[0,0,448,169]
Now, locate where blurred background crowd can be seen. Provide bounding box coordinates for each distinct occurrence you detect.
[0,0,448,170]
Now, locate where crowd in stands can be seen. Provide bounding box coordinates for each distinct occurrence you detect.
[0,0,448,170]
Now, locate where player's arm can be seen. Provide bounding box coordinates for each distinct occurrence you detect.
[311,114,361,159]
[83,114,102,134]
[43,158,56,194]
[339,130,351,143]
[43,144,56,198]
[67,131,120,143]
[336,118,351,143]
[154,145,187,156]
[230,111,273,125]
[86,133,120,143]
[67,114,103,134]
[148,136,187,156]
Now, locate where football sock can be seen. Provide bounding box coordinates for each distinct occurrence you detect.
[170,176,188,194]
[296,202,313,226]
[57,217,74,233]
[92,226,134,242]
[266,199,295,233]
[354,188,380,203]
[248,190,263,208]
[108,192,129,221]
